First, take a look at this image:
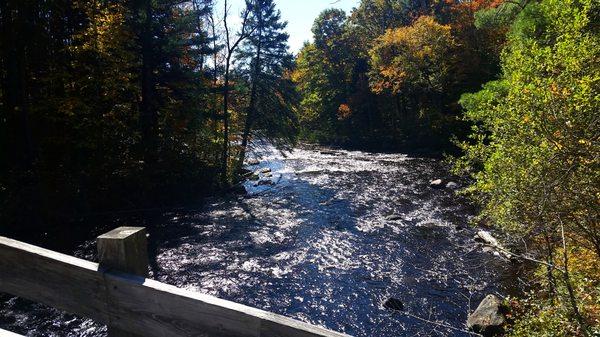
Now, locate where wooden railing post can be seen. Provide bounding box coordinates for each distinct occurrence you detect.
[1,234,351,337]
[97,227,149,336]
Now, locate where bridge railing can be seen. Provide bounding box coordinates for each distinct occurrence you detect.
[0,227,351,337]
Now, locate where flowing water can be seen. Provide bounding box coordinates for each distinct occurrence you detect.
[1,144,517,336]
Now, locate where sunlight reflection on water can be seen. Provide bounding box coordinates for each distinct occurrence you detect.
[1,143,515,337]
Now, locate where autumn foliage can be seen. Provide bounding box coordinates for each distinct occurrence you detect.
[369,16,456,95]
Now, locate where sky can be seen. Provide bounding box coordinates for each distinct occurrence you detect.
[223,0,360,53]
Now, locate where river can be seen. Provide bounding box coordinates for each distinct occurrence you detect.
[1,144,517,336]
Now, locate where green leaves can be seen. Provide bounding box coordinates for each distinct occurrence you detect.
[457,6,600,332]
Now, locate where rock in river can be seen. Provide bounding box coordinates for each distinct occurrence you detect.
[385,214,403,221]
[247,158,260,166]
[239,168,253,177]
[257,179,274,186]
[383,297,404,311]
[446,181,459,189]
[260,167,272,173]
[467,295,506,336]
[475,230,499,246]
[430,179,444,188]
[475,230,512,259]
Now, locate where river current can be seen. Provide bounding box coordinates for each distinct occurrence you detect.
[1,144,515,336]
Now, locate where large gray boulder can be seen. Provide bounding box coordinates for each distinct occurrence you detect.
[467,295,506,336]
[475,230,500,246]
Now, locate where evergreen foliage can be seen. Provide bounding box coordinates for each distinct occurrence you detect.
[0,0,295,232]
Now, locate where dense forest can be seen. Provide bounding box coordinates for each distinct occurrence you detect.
[292,0,506,150]
[0,0,297,233]
[1,0,598,336]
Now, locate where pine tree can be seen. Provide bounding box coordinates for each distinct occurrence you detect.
[236,0,295,168]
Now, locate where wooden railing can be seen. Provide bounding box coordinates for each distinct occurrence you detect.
[0,227,351,337]
[0,328,25,336]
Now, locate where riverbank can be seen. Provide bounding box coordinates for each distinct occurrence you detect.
[1,144,522,336]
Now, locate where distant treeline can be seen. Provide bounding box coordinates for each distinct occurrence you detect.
[0,0,297,231]
[292,0,507,151]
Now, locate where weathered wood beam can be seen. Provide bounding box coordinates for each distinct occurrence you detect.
[0,236,109,323]
[0,328,26,336]
[98,227,149,337]
[0,235,352,337]
[98,227,149,277]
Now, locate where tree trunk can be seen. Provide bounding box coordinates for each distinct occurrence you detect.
[221,60,231,182]
[209,14,220,163]
[543,232,557,300]
[139,0,157,165]
[560,223,589,337]
[238,31,262,170]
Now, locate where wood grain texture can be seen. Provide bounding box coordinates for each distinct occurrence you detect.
[0,236,109,324]
[0,236,352,337]
[0,328,26,336]
[97,227,149,277]
[103,272,351,337]
[98,227,149,337]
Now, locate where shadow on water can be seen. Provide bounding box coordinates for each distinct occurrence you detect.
[1,144,521,337]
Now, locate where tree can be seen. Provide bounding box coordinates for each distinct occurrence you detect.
[294,2,494,150]
[135,0,158,165]
[293,41,348,142]
[220,0,254,182]
[347,0,415,44]
[1,0,222,232]
[455,0,599,333]
[369,16,456,136]
[236,0,293,168]
[440,0,508,90]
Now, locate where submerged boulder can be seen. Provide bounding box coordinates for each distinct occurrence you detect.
[446,181,459,189]
[257,179,274,186]
[383,297,404,311]
[467,295,506,336]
